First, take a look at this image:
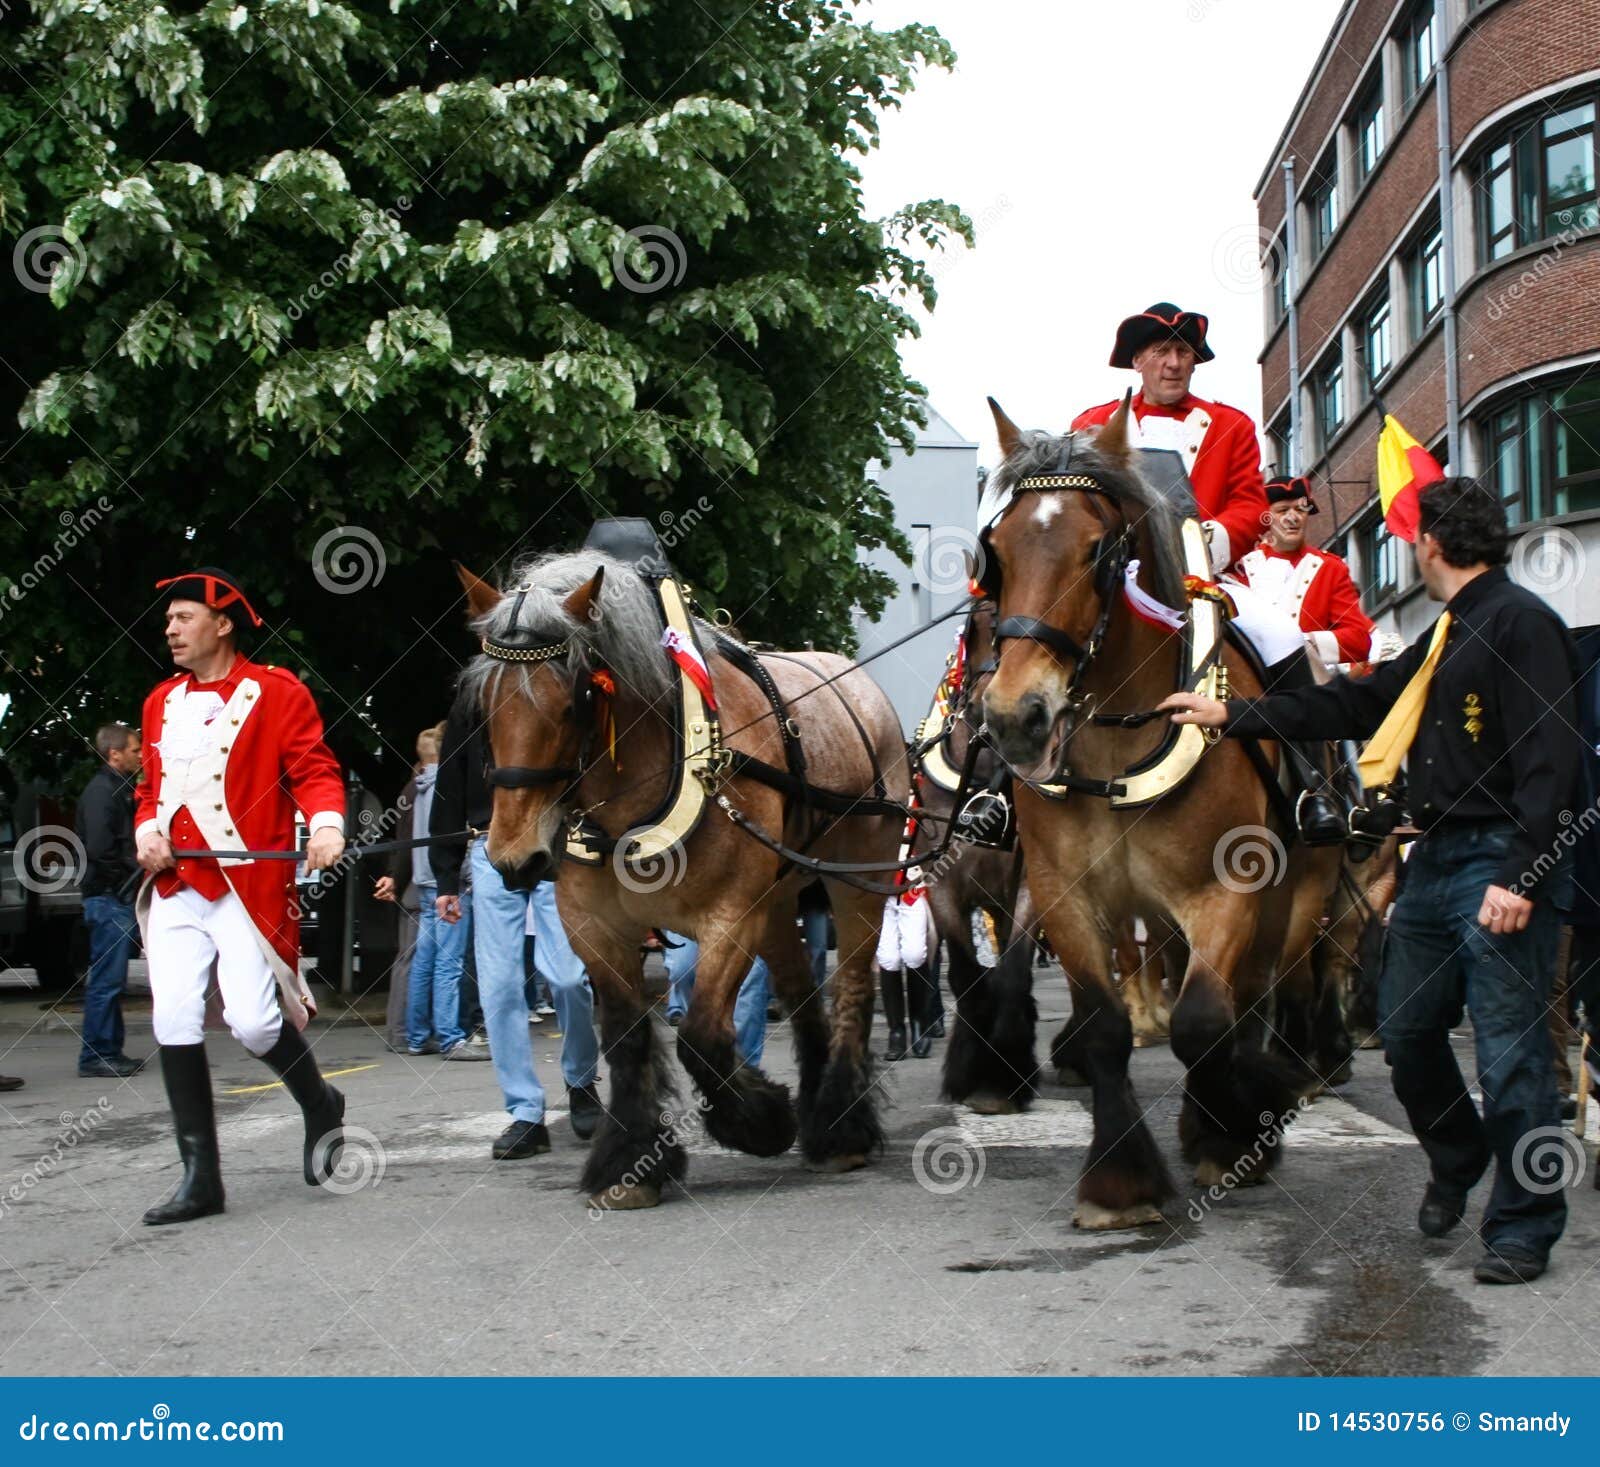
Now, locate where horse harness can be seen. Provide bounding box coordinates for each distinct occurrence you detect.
[478,564,943,894]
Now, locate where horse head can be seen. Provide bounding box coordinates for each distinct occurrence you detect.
[456,562,606,888]
[978,394,1183,772]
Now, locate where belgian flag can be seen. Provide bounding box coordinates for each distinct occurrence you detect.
[1375,411,1445,542]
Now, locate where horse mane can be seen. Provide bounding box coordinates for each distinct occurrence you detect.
[993,427,1194,608]
[459,549,722,708]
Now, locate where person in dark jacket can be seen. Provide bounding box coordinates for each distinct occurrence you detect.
[1165,479,1583,1285]
[74,723,148,1078]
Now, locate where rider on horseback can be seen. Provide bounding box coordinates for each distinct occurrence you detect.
[1073,302,1346,845]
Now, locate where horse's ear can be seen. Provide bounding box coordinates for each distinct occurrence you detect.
[988,396,1023,460]
[562,566,606,624]
[1095,389,1135,464]
[455,562,501,619]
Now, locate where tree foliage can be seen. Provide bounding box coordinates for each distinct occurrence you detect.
[0,0,967,788]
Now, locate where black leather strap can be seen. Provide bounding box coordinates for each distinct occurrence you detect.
[994,615,1090,664]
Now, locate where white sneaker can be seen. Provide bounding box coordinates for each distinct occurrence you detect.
[443,1040,490,1061]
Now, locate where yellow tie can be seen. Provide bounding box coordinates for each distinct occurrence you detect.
[1356,612,1452,788]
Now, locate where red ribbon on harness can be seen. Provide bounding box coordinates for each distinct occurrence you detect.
[591,669,618,767]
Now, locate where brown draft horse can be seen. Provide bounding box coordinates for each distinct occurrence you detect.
[457,551,910,1208]
[978,398,1341,1229]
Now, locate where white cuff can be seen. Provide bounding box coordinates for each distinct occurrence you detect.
[1307,630,1340,666]
[1202,520,1231,574]
[308,811,345,836]
[135,818,161,843]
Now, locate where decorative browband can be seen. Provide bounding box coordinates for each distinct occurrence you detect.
[1015,473,1102,491]
[481,637,571,663]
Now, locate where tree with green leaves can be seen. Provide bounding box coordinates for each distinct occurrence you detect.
[1,0,967,791]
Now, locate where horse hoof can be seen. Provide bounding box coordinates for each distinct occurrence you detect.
[1324,1059,1354,1086]
[966,1093,1019,1115]
[1131,1033,1168,1049]
[1072,1200,1165,1230]
[1194,1159,1228,1188]
[588,1182,661,1211]
[1356,1031,1383,1050]
[805,1153,867,1174]
[1054,1066,1089,1089]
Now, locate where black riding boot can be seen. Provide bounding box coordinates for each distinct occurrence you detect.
[143,1044,225,1226]
[907,965,939,1058]
[1264,650,1348,846]
[258,1024,347,1186]
[880,969,907,1061]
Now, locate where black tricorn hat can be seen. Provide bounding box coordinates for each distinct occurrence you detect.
[1264,475,1319,514]
[1109,302,1215,369]
[155,566,264,628]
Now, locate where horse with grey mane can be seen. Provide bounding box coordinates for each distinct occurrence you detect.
[456,548,910,1209]
[975,397,1342,1229]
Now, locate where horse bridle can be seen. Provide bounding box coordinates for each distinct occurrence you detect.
[987,467,1135,693]
[478,591,597,793]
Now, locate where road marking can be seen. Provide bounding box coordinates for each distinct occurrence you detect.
[938,1096,1414,1151]
[224,1063,380,1095]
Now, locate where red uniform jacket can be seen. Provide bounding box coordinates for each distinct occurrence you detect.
[135,656,345,1022]
[1072,392,1269,572]
[1234,542,1376,665]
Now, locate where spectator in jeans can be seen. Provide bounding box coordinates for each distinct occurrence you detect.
[430,702,551,1159]
[375,725,485,1060]
[527,880,601,1134]
[74,723,148,1078]
[663,936,772,1063]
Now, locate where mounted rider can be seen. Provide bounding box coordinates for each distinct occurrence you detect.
[1072,302,1267,576]
[1071,302,1346,845]
[1234,475,1397,674]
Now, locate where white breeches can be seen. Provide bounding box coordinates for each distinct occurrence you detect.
[148,885,283,1053]
[877,896,932,972]
[1219,579,1309,667]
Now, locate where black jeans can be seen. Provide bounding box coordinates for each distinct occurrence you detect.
[1378,820,1569,1259]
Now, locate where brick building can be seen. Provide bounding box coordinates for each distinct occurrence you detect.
[1256,0,1600,641]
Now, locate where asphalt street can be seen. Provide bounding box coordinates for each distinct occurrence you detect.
[1,974,1597,1377]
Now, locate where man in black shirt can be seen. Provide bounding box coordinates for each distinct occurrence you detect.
[1164,480,1581,1285]
[74,723,149,1078]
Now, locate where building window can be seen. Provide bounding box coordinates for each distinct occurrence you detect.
[1316,353,1345,449]
[1361,513,1402,602]
[1307,155,1339,257]
[1363,296,1392,387]
[1406,219,1443,337]
[1541,101,1598,235]
[1476,370,1600,525]
[1478,140,1516,261]
[1265,230,1288,325]
[1400,1,1437,107]
[1267,412,1292,476]
[1473,94,1599,261]
[1552,378,1600,514]
[1355,77,1386,184]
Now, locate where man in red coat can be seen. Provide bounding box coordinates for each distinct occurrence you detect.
[1072,302,1268,575]
[134,567,351,1225]
[1234,476,1381,670]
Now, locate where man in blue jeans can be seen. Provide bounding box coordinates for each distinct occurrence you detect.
[376,732,485,1060]
[74,723,147,1078]
[1166,479,1583,1284]
[527,881,602,1134]
[663,936,771,1064]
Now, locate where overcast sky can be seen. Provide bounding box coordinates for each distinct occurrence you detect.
[857,0,1347,469]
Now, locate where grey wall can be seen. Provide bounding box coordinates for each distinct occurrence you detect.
[853,411,980,735]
